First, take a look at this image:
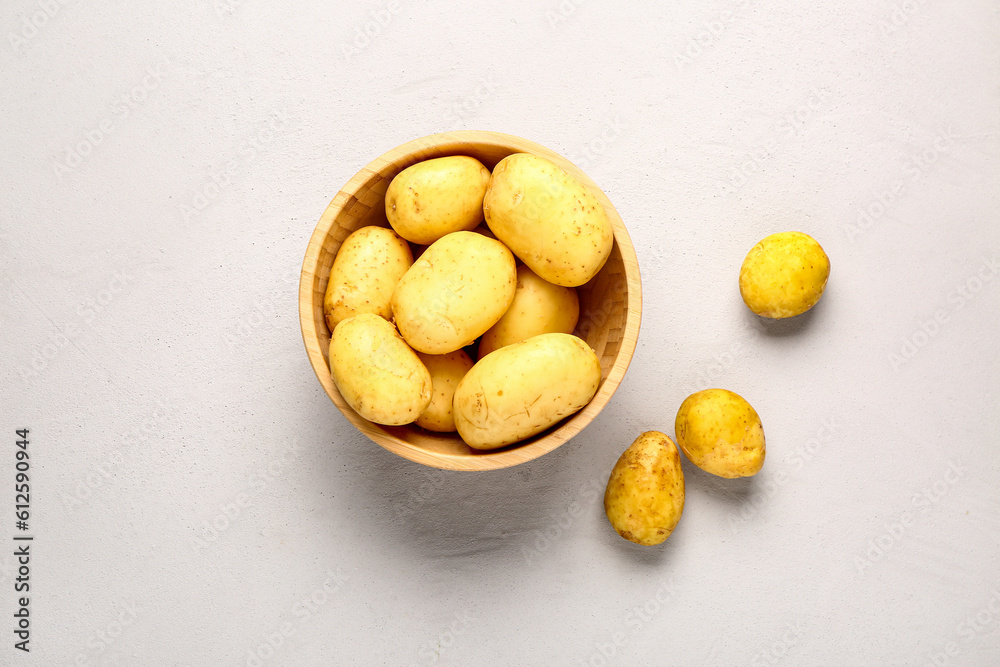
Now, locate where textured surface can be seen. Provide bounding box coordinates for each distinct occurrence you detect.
[1,0,999,665]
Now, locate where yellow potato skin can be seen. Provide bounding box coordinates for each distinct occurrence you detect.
[483,153,613,287]
[385,156,491,245]
[328,314,431,426]
[324,226,413,331]
[478,265,580,359]
[739,231,830,318]
[414,350,474,433]
[604,431,685,546]
[674,389,765,478]
[391,231,516,355]
[453,333,601,450]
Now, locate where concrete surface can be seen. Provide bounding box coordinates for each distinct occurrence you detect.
[1,0,998,665]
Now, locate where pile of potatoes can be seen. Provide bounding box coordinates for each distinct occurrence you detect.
[324,153,613,450]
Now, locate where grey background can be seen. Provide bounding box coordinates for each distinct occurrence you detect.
[2,0,999,665]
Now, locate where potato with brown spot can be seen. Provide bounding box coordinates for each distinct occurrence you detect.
[328,314,431,426]
[604,431,685,546]
[323,226,413,331]
[674,389,765,478]
[453,333,601,449]
[385,156,491,245]
[391,231,516,355]
[739,231,830,318]
[415,349,474,432]
[483,153,613,287]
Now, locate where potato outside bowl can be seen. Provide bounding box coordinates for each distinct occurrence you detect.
[299,131,641,471]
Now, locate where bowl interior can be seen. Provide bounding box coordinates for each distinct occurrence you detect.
[300,131,640,470]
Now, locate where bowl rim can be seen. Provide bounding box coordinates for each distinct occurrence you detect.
[299,130,642,470]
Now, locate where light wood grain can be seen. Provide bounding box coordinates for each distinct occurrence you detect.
[299,131,642,471]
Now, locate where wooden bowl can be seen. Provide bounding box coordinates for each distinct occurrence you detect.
[299,131,641,471]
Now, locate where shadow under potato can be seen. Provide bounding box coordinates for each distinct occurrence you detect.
[739,288,826,337]
[598,492,687,568]
[679,458,759,507]
[322,403,767,562]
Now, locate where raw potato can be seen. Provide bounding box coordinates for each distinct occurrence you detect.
[328,314,431,426]
[415,350,474,433]
[604,431,685,546]
[478,264,580,358]
[453,333,601,450]
[323,226,413,331]
[484,153,614,287]
[385,156,491,245]
[392,231,516,355]
[739,231,830,318]
[674,389,765,478]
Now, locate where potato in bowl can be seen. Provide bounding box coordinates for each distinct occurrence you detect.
[299,131,641,471]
